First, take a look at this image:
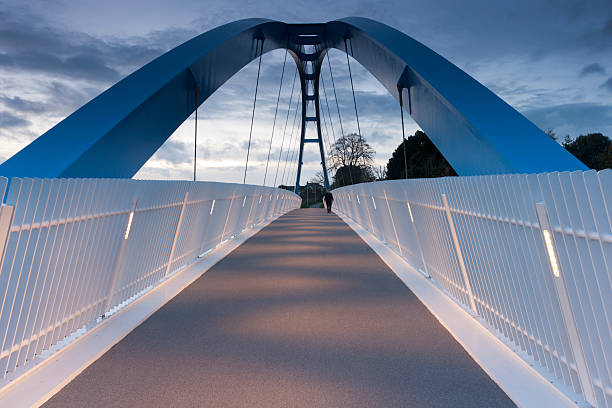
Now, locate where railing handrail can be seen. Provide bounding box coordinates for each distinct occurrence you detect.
[0,178,300,383]
[333,169,611,408]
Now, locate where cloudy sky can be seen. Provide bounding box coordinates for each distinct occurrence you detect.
[0,0,611,185]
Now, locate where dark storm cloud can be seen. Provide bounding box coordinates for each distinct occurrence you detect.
[579,63,606,77]
[1,0,611,182]
[0,50,120,83]
[350,92,398,118]
[240,139,266,152]
[523,103,612,136]
[139,27,201,52]
[0,82,100,117]
[46,81,101,114]
[155,140,191,165]
[0,95,47,113]
[0,9,193,83]
[368,129,395,144]
[0,9,123,83]
[578,15,612,50]
[252,147,278,163]
[186,0,612,60]
[0,111,30,128]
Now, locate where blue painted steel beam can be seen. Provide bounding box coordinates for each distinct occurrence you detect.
[0,19,286,178]
[0,17,586,179]
[324,18,586,175]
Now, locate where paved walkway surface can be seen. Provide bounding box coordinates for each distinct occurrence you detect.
[44,209,515,408]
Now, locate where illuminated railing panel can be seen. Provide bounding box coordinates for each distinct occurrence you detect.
[334,170,611,408]
[0,178,300,380]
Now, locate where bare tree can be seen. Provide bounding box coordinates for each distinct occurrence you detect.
[373,165,387,181]
[309,171,325,186]
[329,133,375,170]
[327,133,376,187]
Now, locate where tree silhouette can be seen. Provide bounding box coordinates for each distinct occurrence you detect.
[386,130,456,179]
[563,133,612,170]
[329,133,376,187]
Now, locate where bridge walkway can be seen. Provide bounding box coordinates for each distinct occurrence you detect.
[43,208,515,407]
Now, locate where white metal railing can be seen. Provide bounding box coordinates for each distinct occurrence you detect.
[334,170,611,408]
[0,177,300,381]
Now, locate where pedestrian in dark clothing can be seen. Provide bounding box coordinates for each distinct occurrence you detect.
[323,191,334,213]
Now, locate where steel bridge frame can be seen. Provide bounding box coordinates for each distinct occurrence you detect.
[0,18,587,191]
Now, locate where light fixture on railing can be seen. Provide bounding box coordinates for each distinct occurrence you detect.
[210,199,215,215]
[371,196,376,210]
[535,202,560,278]
[124,211,134,240]
[542,230,560,277]
[242,195,247,207]
[534,202,596,403]
[406,201,414,223]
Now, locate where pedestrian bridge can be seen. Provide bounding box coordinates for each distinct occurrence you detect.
[0,172,609,407]
[0,17,610,408]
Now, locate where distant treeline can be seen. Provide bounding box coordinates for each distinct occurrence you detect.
[385,131,611,179]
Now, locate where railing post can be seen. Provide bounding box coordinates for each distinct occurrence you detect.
[535,202,596,406]
[407,200,430,278]
[165,192,189,276]
[0,205,15,273]
[220,193,235,243]
[197,199,214,257]
[442,193,477,314]
[364,194,376,233]
[383,189,402,256]
[103,197,138,317]
[246,191,259,229]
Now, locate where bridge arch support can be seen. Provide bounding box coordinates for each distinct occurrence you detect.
[0,17,586,180]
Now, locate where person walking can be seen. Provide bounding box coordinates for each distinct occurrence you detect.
[323,191,334,213]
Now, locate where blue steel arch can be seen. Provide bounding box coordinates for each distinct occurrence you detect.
[0,17,586,179]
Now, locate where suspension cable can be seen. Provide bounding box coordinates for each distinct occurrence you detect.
[285,46,304,188]
[319,82,339,186]
[320,74,337,146]
[319,111,334,187]
[283,97,301,186]
[274,66,298,186]
[314,50,332,160]
[320,74,348,186]
[319,90,333,157]
[263,48,288,186]
[284,139,296,187]
[399,88,409,179]
[287,128,301,187]
[326,51,345,138]
[344,38,362,139]
[193,85,199,182]
[324,56,353,186]
[320,74,339,166]
[243,38,264,184]
[288,98,306,187]
[282,96,301,186]
[344,37,368,175]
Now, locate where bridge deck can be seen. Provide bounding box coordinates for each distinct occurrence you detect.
[43,208,515,408]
